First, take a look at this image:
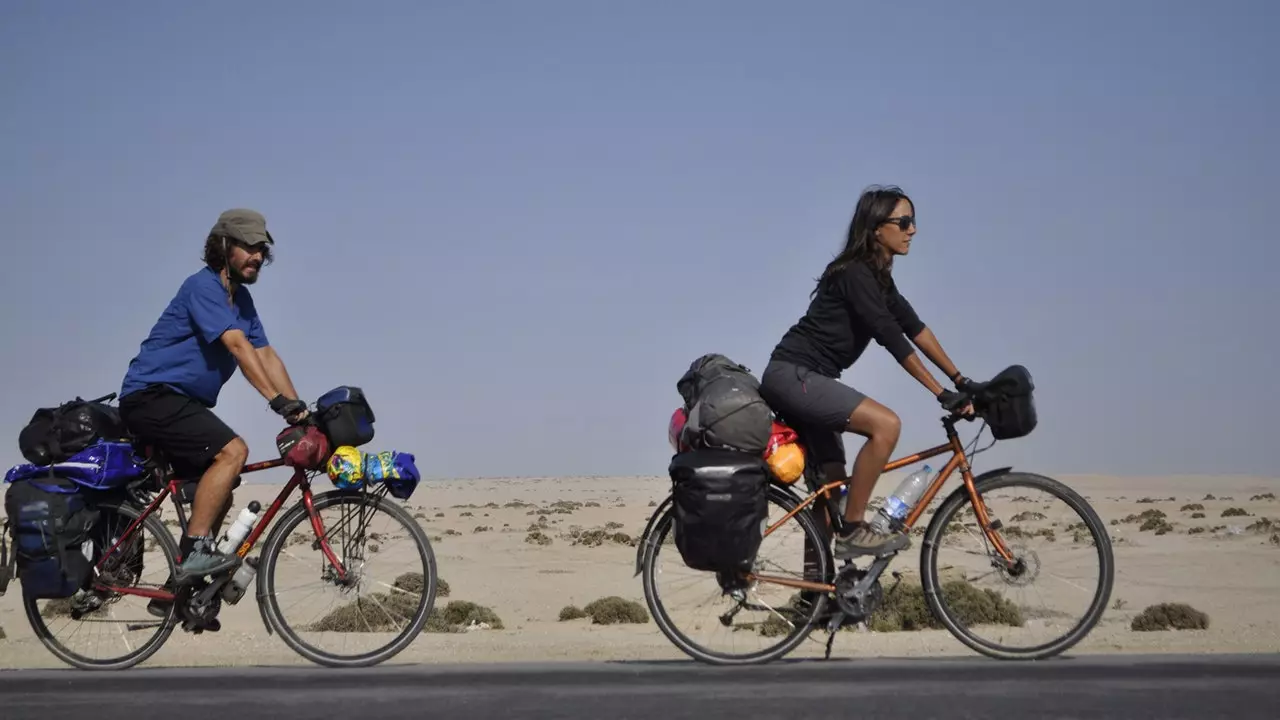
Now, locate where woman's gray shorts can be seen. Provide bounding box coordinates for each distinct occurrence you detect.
[759,359,868,467]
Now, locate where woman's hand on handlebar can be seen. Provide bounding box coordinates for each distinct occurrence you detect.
[936,388,974,418]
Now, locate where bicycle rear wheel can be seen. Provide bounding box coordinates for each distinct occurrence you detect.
[257,487,437,667]
[921,471,1114,660]
[640,484,832,665]
[23,500,179,670]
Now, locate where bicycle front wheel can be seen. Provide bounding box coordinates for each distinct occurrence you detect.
[257,488,438,667]
[640,484,832,665]
[921,471,1114,660]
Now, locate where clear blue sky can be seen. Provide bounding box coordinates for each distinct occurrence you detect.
[2,1,1276,480]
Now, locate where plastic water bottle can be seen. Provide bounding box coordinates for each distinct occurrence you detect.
[869,465,933,533]
[216,501,261,555]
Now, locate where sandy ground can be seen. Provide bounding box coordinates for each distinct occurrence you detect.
[2,471,1278,669]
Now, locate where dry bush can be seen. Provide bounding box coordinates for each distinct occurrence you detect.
[1130,603,1209,631]
[526,531,553,546]
[581,596,649,624]
[1180,503,1204,512]
[1191,512,1206,519]
[1221,508,1249,517]
[868,582,1022,632]
[558,605,588,621]
[1139,517,1174,535]
[1251,493,1276,501]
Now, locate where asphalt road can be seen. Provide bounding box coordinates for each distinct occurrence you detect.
[1,653,1277,719]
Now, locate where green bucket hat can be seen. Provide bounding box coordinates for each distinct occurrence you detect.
[210,208,275,246]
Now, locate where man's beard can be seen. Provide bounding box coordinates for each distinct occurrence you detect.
[229,262,260,285]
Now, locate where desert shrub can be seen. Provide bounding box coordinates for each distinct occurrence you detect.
[1203,494,1216,500]
[1180,503,1204,512]
[558,605,588,621]
[1187,526,1205,535]
[1251,493,1276,501]
[1130,603,1209,631]
[1010,511,1047,523]
[1221,508,1249,517]
[307,573,431,631]
[1245,517,1275,533]
[0,625,6,640]
[758,614,792,637]
[473,526,492,533]
[1191,512,1205,519]
[429,600,504,631]
[1139,517,1174,534]
[584,501,602,508]
[566,526,632,547]
[526,531,553,546]
[582,596,649,624]
[444,529,462,536]
[1122,509,1166,524]
[867,582,1022,632]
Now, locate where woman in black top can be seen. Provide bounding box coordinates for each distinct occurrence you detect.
[760,185,972,559]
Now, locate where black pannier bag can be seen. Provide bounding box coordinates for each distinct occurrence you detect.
[975,365,1037,440]
[3,475,100,599]
[315,386,376,447]
[668,448,770,574]
[18,394,127,466]
[676,354,773,455]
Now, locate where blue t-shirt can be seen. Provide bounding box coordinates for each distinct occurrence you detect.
[121,267,270,407]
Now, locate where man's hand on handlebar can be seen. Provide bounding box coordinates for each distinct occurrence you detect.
[269,394,310,425]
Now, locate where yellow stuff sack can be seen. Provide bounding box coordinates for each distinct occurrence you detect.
[326,445,365,489]
[766,442,805,484]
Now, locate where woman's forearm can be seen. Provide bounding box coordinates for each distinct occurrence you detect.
[912,327,963,382]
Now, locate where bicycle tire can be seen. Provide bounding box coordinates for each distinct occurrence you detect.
[23,500,180,671]
[256,489,438,668]
[640,484,832,665]
[920,471,1115,660]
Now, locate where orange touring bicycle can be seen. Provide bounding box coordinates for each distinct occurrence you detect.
[2,389,440,671]
[636,365,1115,665]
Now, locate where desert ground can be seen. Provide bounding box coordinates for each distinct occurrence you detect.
[1,470,1277,669]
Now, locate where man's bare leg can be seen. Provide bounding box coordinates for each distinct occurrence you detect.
[176,437,248,580]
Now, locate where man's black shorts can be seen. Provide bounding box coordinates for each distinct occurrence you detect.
[119,384,239,480]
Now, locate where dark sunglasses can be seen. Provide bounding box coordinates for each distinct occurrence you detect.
[882,215,915,231]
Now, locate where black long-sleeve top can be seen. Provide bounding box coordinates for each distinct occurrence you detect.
[770,260,926,378]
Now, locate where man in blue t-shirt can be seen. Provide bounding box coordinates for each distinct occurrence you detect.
[119,209,309,591]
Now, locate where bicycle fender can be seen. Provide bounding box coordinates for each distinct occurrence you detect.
[972,466,1013,484]
[634,493,674,576]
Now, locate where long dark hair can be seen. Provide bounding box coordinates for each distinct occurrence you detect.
[813,185,912,297]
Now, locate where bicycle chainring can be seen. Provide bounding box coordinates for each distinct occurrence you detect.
[833,565,884,620]
[176,581,223,632]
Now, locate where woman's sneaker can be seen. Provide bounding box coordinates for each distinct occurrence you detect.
[833,523,911,558]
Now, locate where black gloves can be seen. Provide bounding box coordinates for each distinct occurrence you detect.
[937,389,969,413]
[269,394,308,423]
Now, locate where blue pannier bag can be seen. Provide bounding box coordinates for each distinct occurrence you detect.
[4,440,147,491]
[2,474,100,599]
[315,386,376,448]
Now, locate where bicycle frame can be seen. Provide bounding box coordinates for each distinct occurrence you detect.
[91,456,350,603]
[746,415,1016,594]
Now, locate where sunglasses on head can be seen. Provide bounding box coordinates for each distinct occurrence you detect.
[882,215,915,231]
